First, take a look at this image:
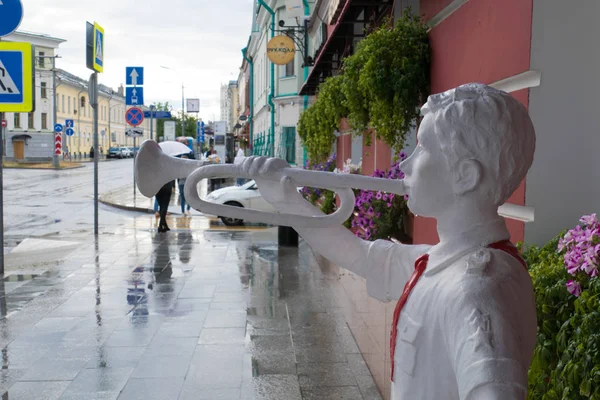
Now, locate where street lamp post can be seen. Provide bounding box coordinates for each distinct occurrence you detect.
[160,66,185,138]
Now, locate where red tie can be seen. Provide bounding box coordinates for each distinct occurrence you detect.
[389,240,526,381]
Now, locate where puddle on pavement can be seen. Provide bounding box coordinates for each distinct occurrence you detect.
[2,274,38,282]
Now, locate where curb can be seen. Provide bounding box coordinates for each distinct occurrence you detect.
[98,198,154,214]
[3,164,86,170]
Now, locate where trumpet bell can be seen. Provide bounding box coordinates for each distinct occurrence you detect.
[135,140,209,197]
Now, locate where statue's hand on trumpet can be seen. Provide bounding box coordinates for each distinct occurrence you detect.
[239,156,307,209]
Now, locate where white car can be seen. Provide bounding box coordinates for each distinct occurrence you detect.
[120,147,133,158]
[205,180,275,226]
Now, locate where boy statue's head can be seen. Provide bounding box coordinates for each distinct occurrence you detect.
[400,83,536,219]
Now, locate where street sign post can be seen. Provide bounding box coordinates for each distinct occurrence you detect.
[86,22,104,73]
[54,123,63,133]
[65,119,74,128]
[126,128,143,137]
[125,107,144,127]
[65,128,74,137]
[54,132,62,156]
[0,42,34,113]
[0,0,24,37]
[1,120,6,128]
[125,87,143,106]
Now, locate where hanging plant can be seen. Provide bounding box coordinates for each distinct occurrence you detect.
[298,75,347,163]
[341,10,430,152]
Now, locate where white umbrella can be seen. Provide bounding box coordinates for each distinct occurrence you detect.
[159,141,192,156]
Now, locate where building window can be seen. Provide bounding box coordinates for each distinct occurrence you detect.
[67,96,71,114]
[41,113,47,130]
[282,127,296,164]
[40,82,47,98]
[13,113,20,128]
[28,113,34,130]
[285,59,295,77]
[62,95,65,112]
[38,52,45,68]
[73,98,76,114]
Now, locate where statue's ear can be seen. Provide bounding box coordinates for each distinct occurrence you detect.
[454,158,482,195]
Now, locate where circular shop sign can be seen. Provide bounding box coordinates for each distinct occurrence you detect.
[266,35,296,65]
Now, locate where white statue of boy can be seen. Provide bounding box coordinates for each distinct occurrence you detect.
[240,83,537,399]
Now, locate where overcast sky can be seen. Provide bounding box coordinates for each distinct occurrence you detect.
[19,0,255,121]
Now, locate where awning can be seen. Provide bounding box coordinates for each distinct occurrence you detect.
[11,134,32,141]
[299,0,393,96]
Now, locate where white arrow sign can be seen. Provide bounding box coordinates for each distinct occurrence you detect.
[132,88,137,96]
[129,68,139,86]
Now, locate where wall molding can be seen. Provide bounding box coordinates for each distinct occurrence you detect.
[490,70,541,93]
[427,0,469,29]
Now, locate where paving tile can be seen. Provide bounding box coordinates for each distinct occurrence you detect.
[58,367,133,399]
[204,310,247,328]
[131,354,192,378]
[298,363,357,388]
[179,386,241,400]
[198,328,246,345]
[84,347,145,369]
[144,335,197,357]
[185,345,244,389]
[301,386,364,400]
[19,356,89,381]
[240,375,302,400]
[103,329,156,348]
[3,380,71,400]
[156,321,204,337]
[117,377,184,400]
[355,373,383,400]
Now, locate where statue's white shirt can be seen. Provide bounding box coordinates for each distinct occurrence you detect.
[365,218,537,399]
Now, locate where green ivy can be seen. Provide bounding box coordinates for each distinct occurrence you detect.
[342,11,430,152]
[522,235,600,399]
[299,9,430,161]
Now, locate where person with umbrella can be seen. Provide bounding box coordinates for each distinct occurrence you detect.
[154,141,193,232]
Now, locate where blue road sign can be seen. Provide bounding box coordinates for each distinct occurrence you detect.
[0,0,24,37]
[125,87,144,106]
[65,128,74,137]
[126,107,144,127]
[94,24,104,72]
[65,119,74,128]
[143,110,171,119]
[126,67,144,86]
[54,123,63,133]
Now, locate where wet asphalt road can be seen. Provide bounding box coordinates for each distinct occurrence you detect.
[2,159,136,246]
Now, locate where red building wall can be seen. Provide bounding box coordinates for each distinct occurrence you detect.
[413,0,533,245]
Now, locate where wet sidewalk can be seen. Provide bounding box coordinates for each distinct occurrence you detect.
[0,217,383,399]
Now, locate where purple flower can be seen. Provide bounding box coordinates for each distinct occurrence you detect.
[386,202,392,208]
[368,207,374,214]
[566,280,582,297]
[382,194,388,201]
[375,192,382,200]
[399,151,407,160]
[580,213,598,226]
[404,194,409,201]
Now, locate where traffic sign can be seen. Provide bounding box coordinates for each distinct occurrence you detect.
[126,128,143,137]
[126,67,144,86]
[65,119,74,128]
[125,107,144,127]
[1,120,6,128]
[125,87,144,106]
[65,128,74,137]
[93,23,104,73]
[86,22,104,73]
[54,133,62,155]
[143,110,171,119]
[0,0,24,37]
[0,41,34,112]
[54,123,63,133]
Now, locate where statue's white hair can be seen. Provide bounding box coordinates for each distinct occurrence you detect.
[421,83,536,206]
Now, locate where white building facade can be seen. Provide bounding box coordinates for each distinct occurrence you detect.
[245,0,311,165]
[2,31,66,160]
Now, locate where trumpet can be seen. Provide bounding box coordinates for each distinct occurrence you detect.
[135,140,535,227]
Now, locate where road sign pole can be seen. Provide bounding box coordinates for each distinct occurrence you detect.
[91,72,99,235]
[150,106,154,141]
[0,111,4,274]
[51,56,60,168]
[133,136,136,197]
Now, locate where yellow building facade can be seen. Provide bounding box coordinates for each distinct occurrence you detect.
[56,70,155,157]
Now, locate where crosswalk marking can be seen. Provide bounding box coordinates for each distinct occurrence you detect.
[0,59,20,95]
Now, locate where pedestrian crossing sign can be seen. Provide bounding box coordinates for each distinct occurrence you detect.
[93,22,104,73]
[0,41,34,112]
